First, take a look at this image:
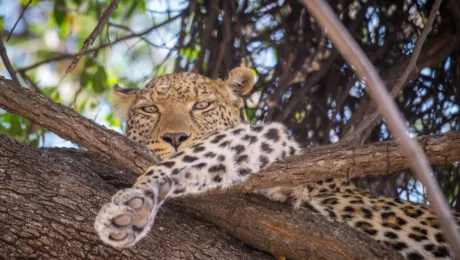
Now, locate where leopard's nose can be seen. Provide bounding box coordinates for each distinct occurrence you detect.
[161,132,190,151]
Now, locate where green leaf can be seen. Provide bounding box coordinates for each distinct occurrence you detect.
[9,114,23,136]
[70,0,83,6]
[20,0,40,5]
[53,0,67,26]
[81,58,97,88]
[126,1,140,18]
[77,99,88,113]
[180,46,200,59]
[245,108,255,118]
[36,50,63,60]
[93,66,108,93]
[28,137,39,148]
[58,17,70,38]
[104,114,121,128]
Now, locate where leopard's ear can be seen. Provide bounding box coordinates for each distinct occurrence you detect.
[112,84,140,120]
[225,67,254,96]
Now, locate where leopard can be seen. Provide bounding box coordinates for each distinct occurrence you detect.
[95,67,459,260]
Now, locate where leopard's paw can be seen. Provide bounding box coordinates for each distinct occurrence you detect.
[94,188,158,248]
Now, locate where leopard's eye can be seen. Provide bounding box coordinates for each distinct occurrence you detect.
[193,101,211,110]
[139,105,158,114]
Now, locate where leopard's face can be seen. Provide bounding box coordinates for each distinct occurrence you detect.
[113,67,254,159]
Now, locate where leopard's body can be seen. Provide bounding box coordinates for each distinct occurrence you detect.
[95,68,459,260]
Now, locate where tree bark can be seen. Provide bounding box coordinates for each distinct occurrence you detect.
[0,135,271,259]
[225,129,460,192]
[0,77,457,259]
[0,135,404,259]
[0,78,158,175]
[0,80,460,259]
[1,78,460,193]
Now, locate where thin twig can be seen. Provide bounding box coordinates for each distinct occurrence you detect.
[392,0,442,95]
[7,0,32,41]
[340,0,443,146]
[19,71,40,93]
[298,0,460,257]
[17,13,182,73]
[65,0,121,73]
[0,32,20,86]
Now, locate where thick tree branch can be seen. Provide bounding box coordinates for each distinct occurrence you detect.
[0,135,272,259]
[225,130,460,192]
[0,77,406,259]
[0,79,460,192]
[0,78,159,174]
[176,194,403,260]
[1,77,460,192]
[299,0,460,256]
[0,135,404,259]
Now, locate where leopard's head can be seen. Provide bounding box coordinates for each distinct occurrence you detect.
[113,67,254,159]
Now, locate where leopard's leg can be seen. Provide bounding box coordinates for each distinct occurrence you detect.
[94,122,300,248]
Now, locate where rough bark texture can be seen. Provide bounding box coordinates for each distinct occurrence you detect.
[0,78,158,174]
[0,135,271,259]
[0,135,404,260]
[176,195,404,260]
[1,78,460,193]
[0,77,457,259]
[226,130,460,192]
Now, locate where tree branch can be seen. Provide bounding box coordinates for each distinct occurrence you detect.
[17,13,182,73]
[0,32,20,86]
[299,0,460,257]
[0,78,159,174]
[1,77,460,192]
[175,193,404,260]
[6,0,32,41]
[224,130,460,192]
[340,0,449,146]
[0,76,406,259]
[65,0,121,73]
[393,0,442,93]
[0,135,273,260]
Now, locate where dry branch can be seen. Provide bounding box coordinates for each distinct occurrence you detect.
[65,0,121,73]
[341,0,448,146]
[299,0,460,257]
[7,0,32,41]
[17,12,181,73]
[0,32,20,86]
[392,0,442,94]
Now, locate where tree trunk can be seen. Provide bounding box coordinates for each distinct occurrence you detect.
[5,77,459,259]
[0,135,271,259]
[0,134,405,259]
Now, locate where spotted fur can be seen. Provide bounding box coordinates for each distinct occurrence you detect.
[95,68,459,259]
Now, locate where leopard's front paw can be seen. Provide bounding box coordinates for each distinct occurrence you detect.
[94,188,158,248]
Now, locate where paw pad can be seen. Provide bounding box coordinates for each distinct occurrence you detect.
[94,188,158,248]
